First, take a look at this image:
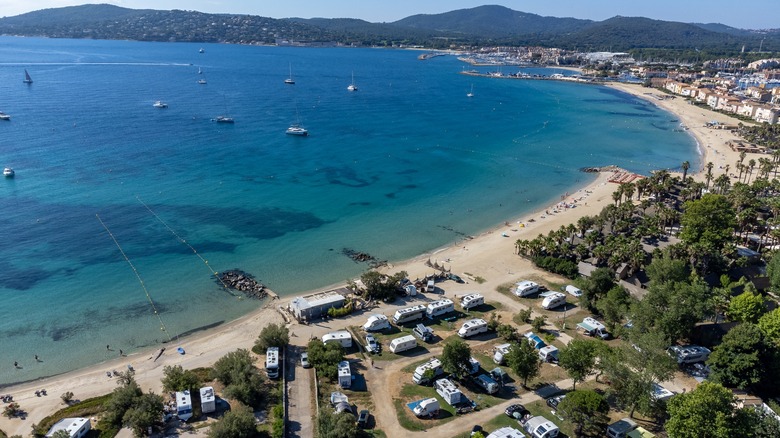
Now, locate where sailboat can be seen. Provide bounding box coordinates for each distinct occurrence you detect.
[347,72,358,92]
[286,106,308,136]
[284,63,295,85]
[198,66,202,75]
[23,69,33,84]
[467,84,474,98]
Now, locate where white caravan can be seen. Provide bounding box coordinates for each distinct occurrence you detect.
[457,318,489,338]
[460,293,485,310]
[389,335,418,353]
[392,304,427,325]
[541,292,567,310]
[426,299,455,319]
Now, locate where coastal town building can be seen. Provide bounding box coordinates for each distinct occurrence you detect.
[289,289,347,322]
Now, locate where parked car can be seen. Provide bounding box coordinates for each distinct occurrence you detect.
[357,409,370,428]
[365,334,379,354]
[300,352,311,368]
[546,394,566,410]
[505,403,530,418]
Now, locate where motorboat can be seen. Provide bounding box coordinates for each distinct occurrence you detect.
[214,116,234,123]
[3,167,15,178]
[153,101,168,108]
[197,79,207,84]
[286,125,308,136]
[0,112,10,121]
[198,48,205,53]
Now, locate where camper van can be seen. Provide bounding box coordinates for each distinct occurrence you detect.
[668,345,711,364]
[458,318,489,338]
[200,387,216,414]
[426,299,455,319]
[426,279,436,293]
[607,418,638,438]
[541,292,567,310]
[413,323,434,342]
[538,345,559,363]
[176,390,193,421]
[265,347,280,379]
[474,374,500,394]
[524,416,560,438]
[392,304,427,325]
[322,330,353,348]
[460,293,485,310]
[363,314,391,332]
[577,317,611,339]
[337,361,352,388]
[413,398,440,418]
[564,285,583,297]
[412,357,445,385]
[434,378,462,406]
[389,335,418,353]
[514,280,540,297]
[493,343,512,364]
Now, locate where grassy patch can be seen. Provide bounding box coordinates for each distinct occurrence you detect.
[32,393,114,436]
[453,412,519,438]
[393,384,458,431]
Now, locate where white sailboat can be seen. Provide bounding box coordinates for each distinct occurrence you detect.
[467,84,474,98]
[284,63,295,85]
[347,72,358,92]
[23,69,33,84]
[198,66,202,75]
[286,106,308,136]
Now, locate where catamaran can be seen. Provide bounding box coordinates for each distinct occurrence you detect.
[23,69,33,84]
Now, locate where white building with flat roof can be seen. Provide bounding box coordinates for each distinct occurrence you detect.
[289,289,346,321]
[46,418,91,438]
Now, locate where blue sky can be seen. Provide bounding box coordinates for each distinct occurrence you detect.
[0,0,778,29]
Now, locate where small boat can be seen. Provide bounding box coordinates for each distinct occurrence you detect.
[286,125,308,136]
[197,79,207,85]
[198,67,203,75]
[285,63,295,84]
[467,84,474,98]
[199,48,205,53]
[177,347,185,355]
[0,112,9,121]
[153,101,168,108]
[347,71,358,91]
[3,167,14,178]
[214,116,234,123]
[23,69,33,84]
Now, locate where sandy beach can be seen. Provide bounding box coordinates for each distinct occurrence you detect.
[0,81,759,436]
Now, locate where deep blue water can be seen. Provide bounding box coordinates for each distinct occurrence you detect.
[0,37,698,384]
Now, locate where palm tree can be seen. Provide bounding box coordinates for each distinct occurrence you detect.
[746,159,756,184]
[705,162,714,190]
[612,188,622,206]
[681,160,690,182]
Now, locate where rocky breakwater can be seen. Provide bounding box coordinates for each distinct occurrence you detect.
[215,269,274,299]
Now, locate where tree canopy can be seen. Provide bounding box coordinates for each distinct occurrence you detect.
[558,339,598,390]
[728,290,767,323]
[211,349,266,407]
[253,323,290,354]
[207,404,259,438]
[161,365,201,393]
[679,194,736,273]
[557,390,610,437]
[707,323,767,390]
[666,381,755,438]
[441,338,473,381]
[307,339,345,382]
[506,339,540,387]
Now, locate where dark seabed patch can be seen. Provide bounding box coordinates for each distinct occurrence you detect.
[349,202,372,206]
[0,261,55,291]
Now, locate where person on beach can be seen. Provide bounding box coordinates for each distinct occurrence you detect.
[14,361,18,368]
[34,354,39,361]
[107,344,110,351]
[119,349,123,356]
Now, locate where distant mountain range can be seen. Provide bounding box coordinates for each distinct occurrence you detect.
[1,4,778,55]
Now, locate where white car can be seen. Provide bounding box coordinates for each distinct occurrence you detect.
[365,334,379,354]
[300,352,311,368]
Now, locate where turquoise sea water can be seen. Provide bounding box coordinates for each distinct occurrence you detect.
[0,37,698,385]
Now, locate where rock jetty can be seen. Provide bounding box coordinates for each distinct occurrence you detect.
[215,269,269,299]
[342,248,387,269]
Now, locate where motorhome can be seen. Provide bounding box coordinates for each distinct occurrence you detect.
[458,318,489,338]
[474,374,500,394]
[200,387,216,414]
[412,357,444,385]
[667,345,711,364]
[538,345,559,363]
[493,343,512,364]
[486,427,525,438]
[523,416,560,438]
[514,280,540,297]
[363,314,391,332]
[176,390,193,421]
[413,323,434,342]
[413,398,440,418]
[337,361,352,388]
[460,293,484,310]
[434,378,462,406]
[265,347,280,379]
[426,299,455,319]
[426,279,436,293]
[577,317,610,339]
[392,304,427,325]
[541,292,567,310]
[322,330,353,348]
[389,335,417,353]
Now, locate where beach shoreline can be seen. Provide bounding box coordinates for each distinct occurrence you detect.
[0,81,754,436]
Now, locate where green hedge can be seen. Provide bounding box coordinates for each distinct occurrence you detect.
[532,256,579,279]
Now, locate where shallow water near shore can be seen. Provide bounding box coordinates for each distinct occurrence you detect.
[0,37,698,384]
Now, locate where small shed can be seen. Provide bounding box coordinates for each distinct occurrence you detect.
[289,290,346,321]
